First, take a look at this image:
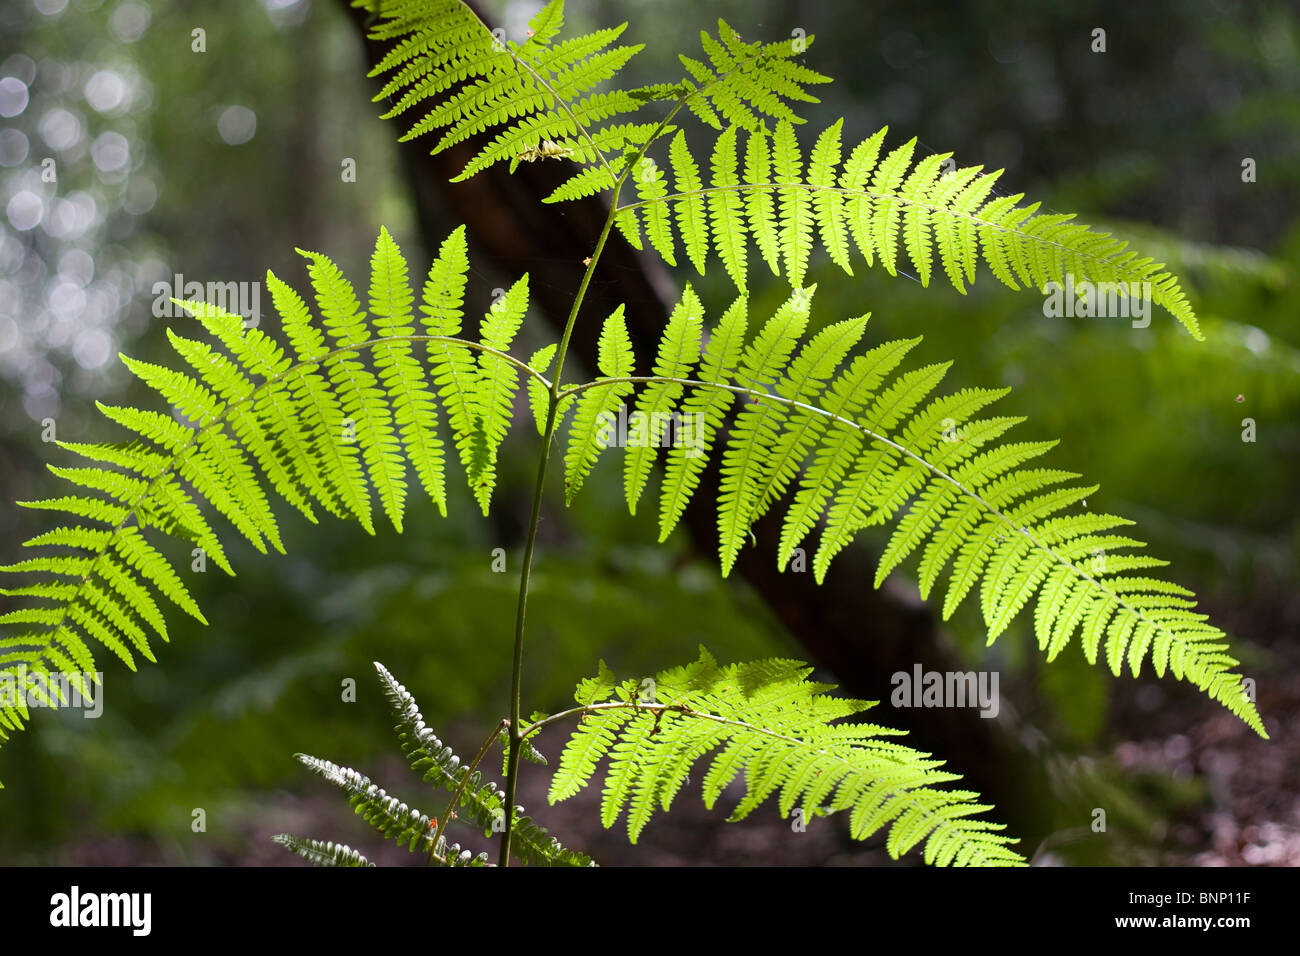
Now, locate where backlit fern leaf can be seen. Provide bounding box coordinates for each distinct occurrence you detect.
[362,1,829,207]
[717,287,812,573]
[546,648,1024,865]
[677,19,832,133]
[657,294,749,541]
[555,289,1263,735]
[419,225,480,504]
[563,305,635,502]
[0,230,550,779]
[370,226,447,517]
[623,286,704,514]
[359,0,654,183]
[470,275,530,513]
[298,246,408,532]
[618,121,1202,337]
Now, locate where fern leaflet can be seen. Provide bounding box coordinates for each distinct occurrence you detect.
[544,648,1025,866]
[553,288,1263,735]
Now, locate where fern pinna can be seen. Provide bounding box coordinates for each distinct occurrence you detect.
[0,0,1266,866]
[363,0,1199,337]
[0,228,1263,797]
[277,662,591,867]
[542,649,1023,865]
[282,654,1022,866]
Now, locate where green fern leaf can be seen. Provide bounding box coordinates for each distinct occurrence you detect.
[364,0,650,184]
[558,292,1262,735]
[564,306,635,502]
[548,650,1024,864]
[620,122,1202,336]
[470,275,530,513]
[369,226,448,516]
[272,834,375,867]
[623,287,704,514]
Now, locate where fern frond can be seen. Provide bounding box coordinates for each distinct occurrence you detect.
[546,649,1024,866]
[361,0,651,183]
[678,20,832,133]
[624,286,704,514]
[0,229,551,780]
[558,290,1263,735]
[298,246,408,532]
[293,753,488,867]
[658,293,749,541]
[470,275,530,513]
[563,305,635,503]
[372,662,592,866]
[419,225,482,506]
[525,344,558,435]
[272,834,375,867]
[370,226,448,516]
[717,286,812,573]
[617,121,1202,337]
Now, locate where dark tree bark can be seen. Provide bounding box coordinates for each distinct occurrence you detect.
[339,0,1058,849]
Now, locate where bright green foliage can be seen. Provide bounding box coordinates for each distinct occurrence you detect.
[357,0,1198,336]
[546,648,1025,866]
[360,0,654,184]
[357,0,830,203]
[271,835,375,868]
[675,21,832,133]
[0,0,1268,866]
[624,286,704,513]
[618,119,1202,337]
[471,275,530,513]
[557,287,1263,736]
[563,305,635,502]
[277,662,592,867]
[0,229,549,776]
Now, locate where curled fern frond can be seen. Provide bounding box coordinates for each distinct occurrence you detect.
[272,834,375,867]
[554,288,1264,736]
[545,648,1025,866]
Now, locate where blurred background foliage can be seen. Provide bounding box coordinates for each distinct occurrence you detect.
[0,0,1296,865]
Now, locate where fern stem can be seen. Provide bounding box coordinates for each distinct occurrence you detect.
[500,182,632,868]
[430,717,507,866]
[499,89,701,864]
